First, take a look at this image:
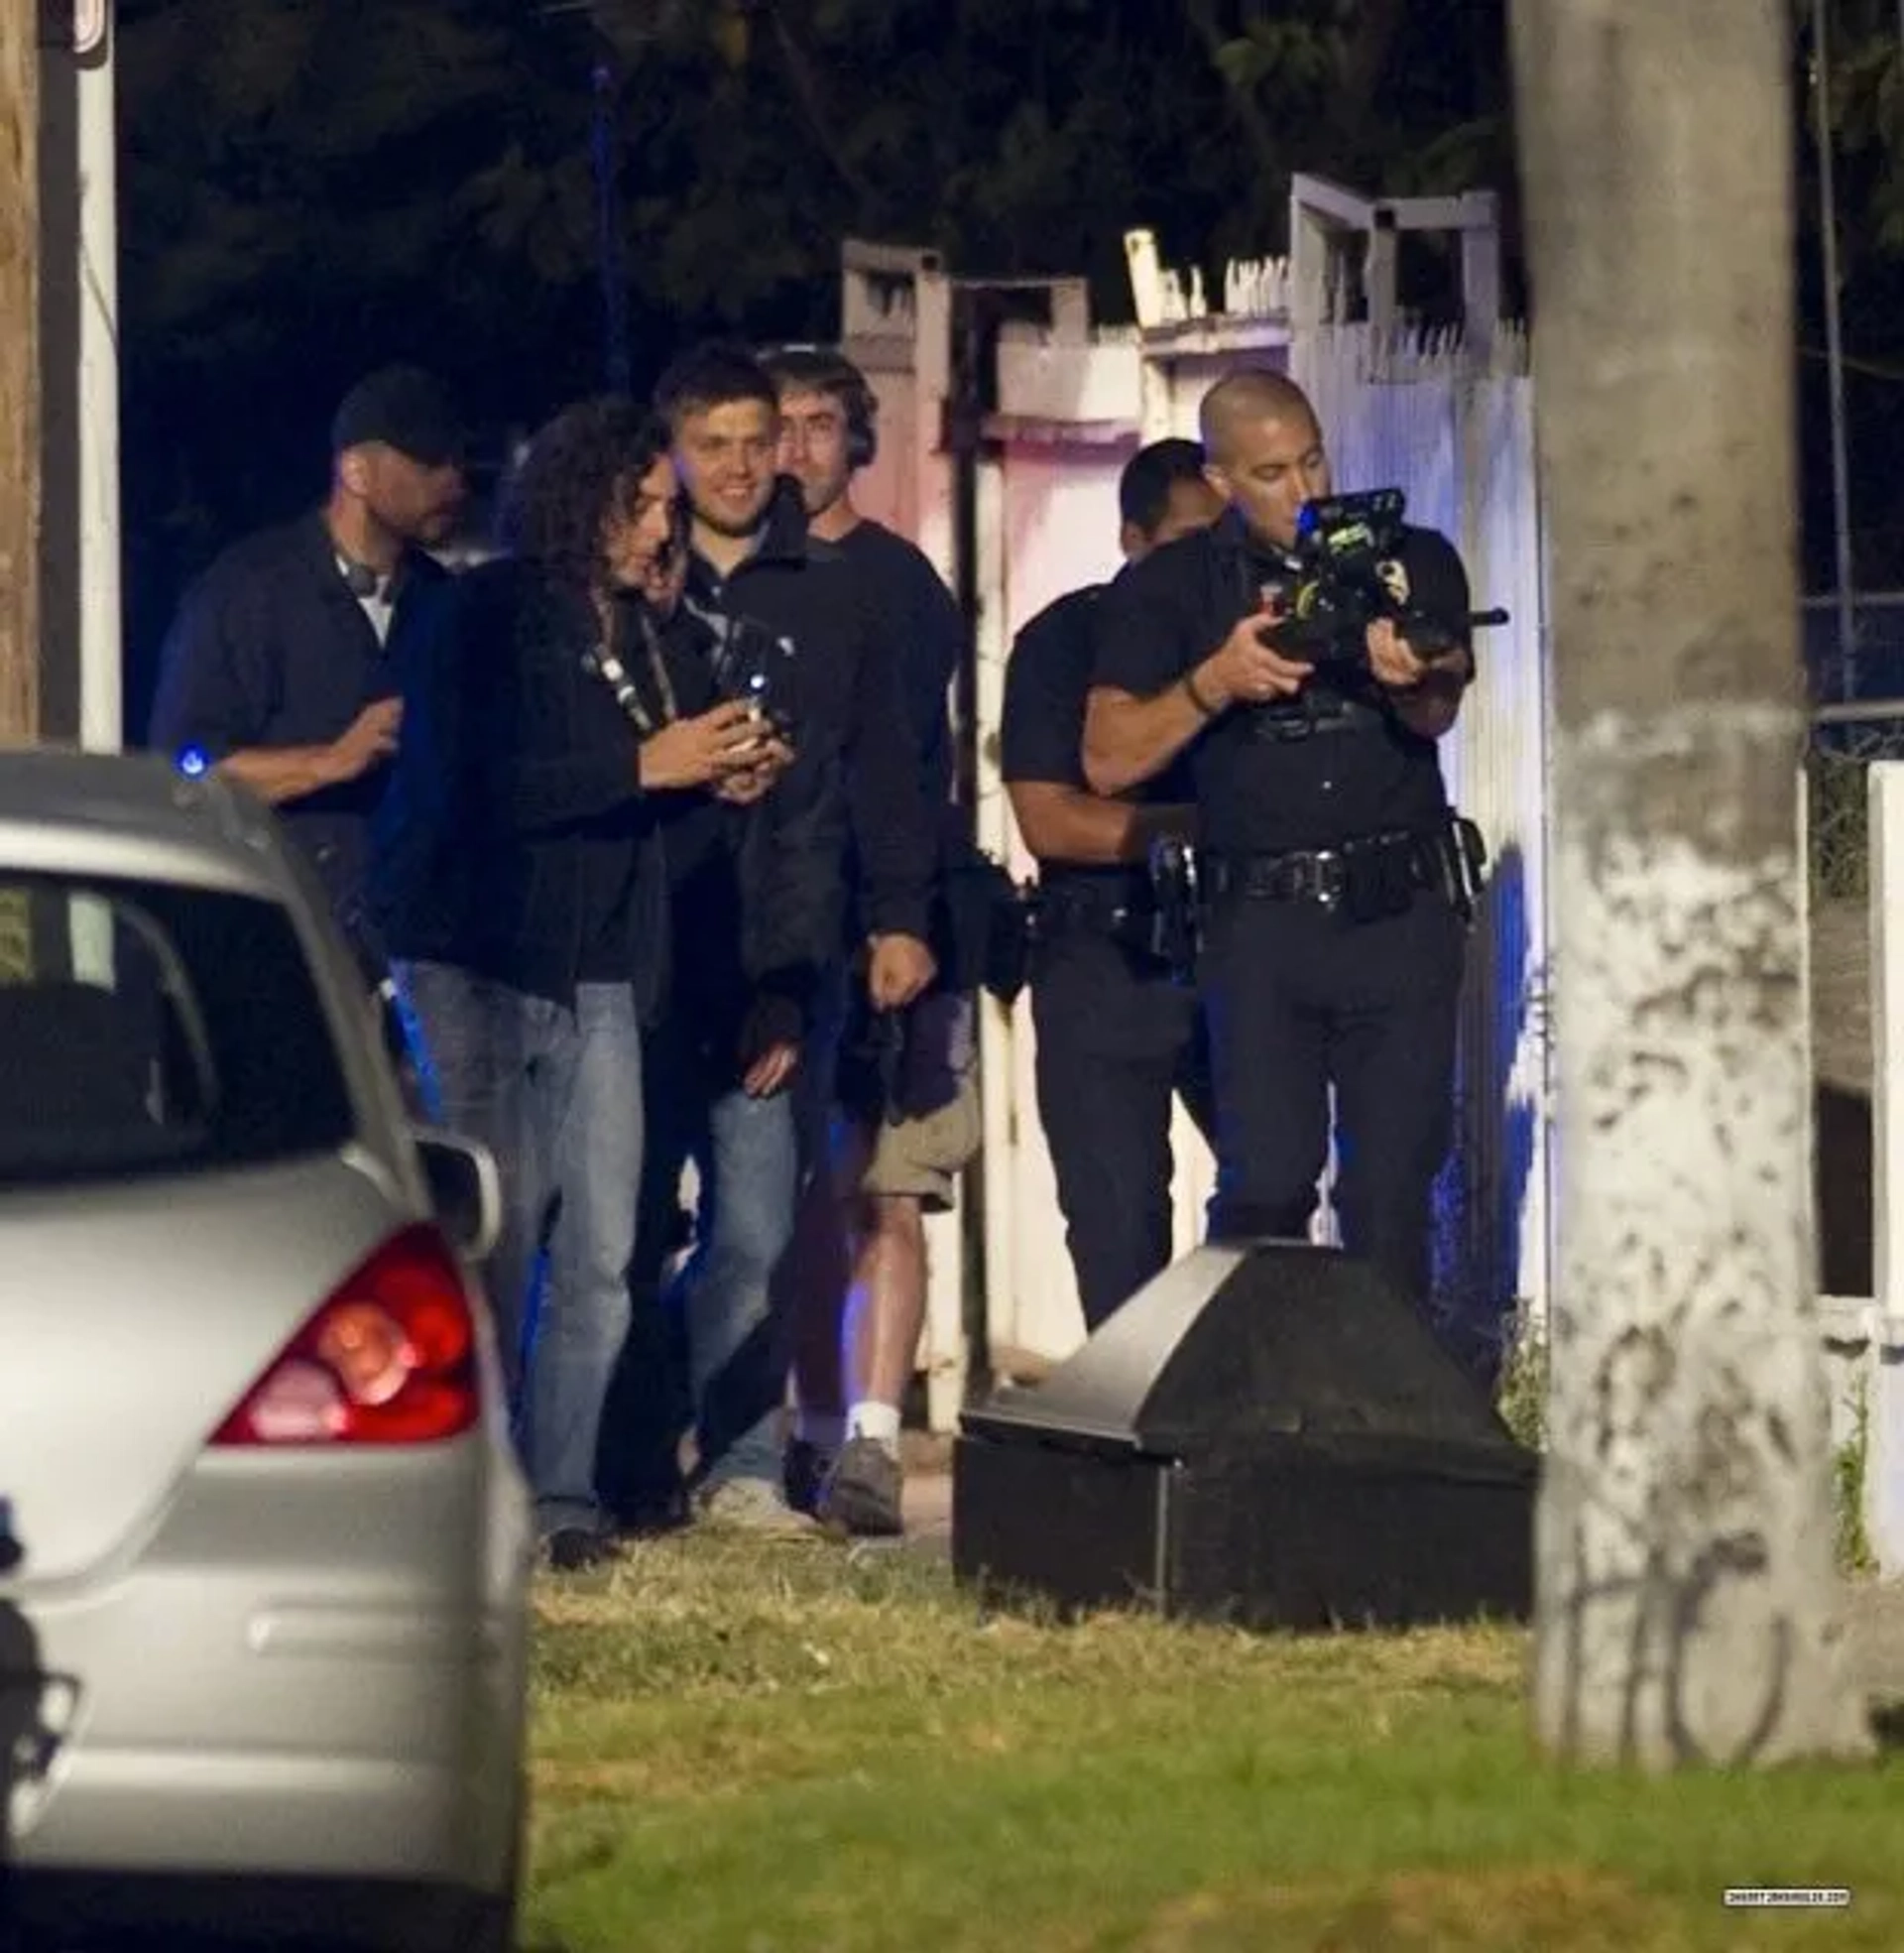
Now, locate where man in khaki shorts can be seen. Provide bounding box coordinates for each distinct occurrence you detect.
[810,984,981,1532]
[864,995,982,1212]
[767,346,979,1534]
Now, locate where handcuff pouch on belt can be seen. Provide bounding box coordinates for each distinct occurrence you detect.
[1145,835,1204,984]
[1031,862,1194,985]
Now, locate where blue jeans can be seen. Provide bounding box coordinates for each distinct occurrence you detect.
[393,960,537,1400]
[399,962,644,1538]
[645,1033,800,1491]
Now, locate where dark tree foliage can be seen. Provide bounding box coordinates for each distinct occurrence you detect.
[110,0,1904,716]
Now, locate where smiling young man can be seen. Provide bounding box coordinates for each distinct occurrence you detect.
[639,343,937,1536]
[1083,369,1481,1356]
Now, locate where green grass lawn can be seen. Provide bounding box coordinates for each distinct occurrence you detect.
[523,1535,1900,1952]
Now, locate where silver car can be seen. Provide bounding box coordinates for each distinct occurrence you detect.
[0,752,533,1952]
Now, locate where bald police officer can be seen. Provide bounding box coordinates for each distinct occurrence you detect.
[1084,371,1478,1329]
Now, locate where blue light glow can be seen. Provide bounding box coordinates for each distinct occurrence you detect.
[176,746,209,779]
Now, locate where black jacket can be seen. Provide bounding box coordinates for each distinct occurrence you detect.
[146,511,447,928]
[369,557,669,1016]
[684,482,936,952]
[645,599,847,1054]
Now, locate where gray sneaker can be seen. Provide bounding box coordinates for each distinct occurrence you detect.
[819,1436,905,1537]
[694,1474,824,1539]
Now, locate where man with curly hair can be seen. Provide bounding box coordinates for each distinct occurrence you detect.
[375,398,788,1571]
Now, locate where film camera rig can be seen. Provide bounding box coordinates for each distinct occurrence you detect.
[1266,487,1510,667]
[1138,489,1508,980]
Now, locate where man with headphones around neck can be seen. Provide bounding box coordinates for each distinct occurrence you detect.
[764,346,980,1538]
[148,365,468,949]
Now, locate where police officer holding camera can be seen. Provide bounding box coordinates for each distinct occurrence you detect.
[1084,370,1479,1324]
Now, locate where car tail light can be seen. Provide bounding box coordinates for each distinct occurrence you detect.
[210,1225,480,1447]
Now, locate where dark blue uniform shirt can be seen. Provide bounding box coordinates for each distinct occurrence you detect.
[147,512,447,926]
[1091,508,1471,856]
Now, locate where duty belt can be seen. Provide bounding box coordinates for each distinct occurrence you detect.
[1207,818,1487,923]
[1243,695,1388,742]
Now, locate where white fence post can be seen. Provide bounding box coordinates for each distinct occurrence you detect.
[1862,762,1904,1572]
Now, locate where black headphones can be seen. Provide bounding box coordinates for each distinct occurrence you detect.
[841,372,878,471]
[767,346,878,471]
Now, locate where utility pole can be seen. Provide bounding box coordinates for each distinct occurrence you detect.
[590,58,631,396]
[1511,0,1868,1767]
[1,1,42,745]
[1811,0,1856,698]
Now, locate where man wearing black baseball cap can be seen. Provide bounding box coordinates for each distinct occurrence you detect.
[331,363,469,475]
[148,365,469,948]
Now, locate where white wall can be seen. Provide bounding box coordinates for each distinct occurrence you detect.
[852,368,916,542]
[1298,324,1551,1351]
[983,440,1130,1365]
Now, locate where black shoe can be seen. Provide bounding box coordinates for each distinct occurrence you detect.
[542,1526,621,1573]
[609,1474,689,1537]
[818,1436,905,1537]
[782,1436,835,1518]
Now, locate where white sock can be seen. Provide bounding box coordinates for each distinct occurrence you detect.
[846,1401,902,1453]
[795,1411,845,1452]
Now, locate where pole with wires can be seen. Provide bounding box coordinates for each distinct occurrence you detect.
[1813,0,1857,697]
[591,58,632,396]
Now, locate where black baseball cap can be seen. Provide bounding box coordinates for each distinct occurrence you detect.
[330,365,466,468]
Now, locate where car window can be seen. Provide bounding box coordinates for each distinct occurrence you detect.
[0,876,354,1185]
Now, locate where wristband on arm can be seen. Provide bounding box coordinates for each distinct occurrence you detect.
[1180,668,1221,719]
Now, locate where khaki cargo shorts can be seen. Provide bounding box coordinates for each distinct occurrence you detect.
[860,1063,982,1212]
